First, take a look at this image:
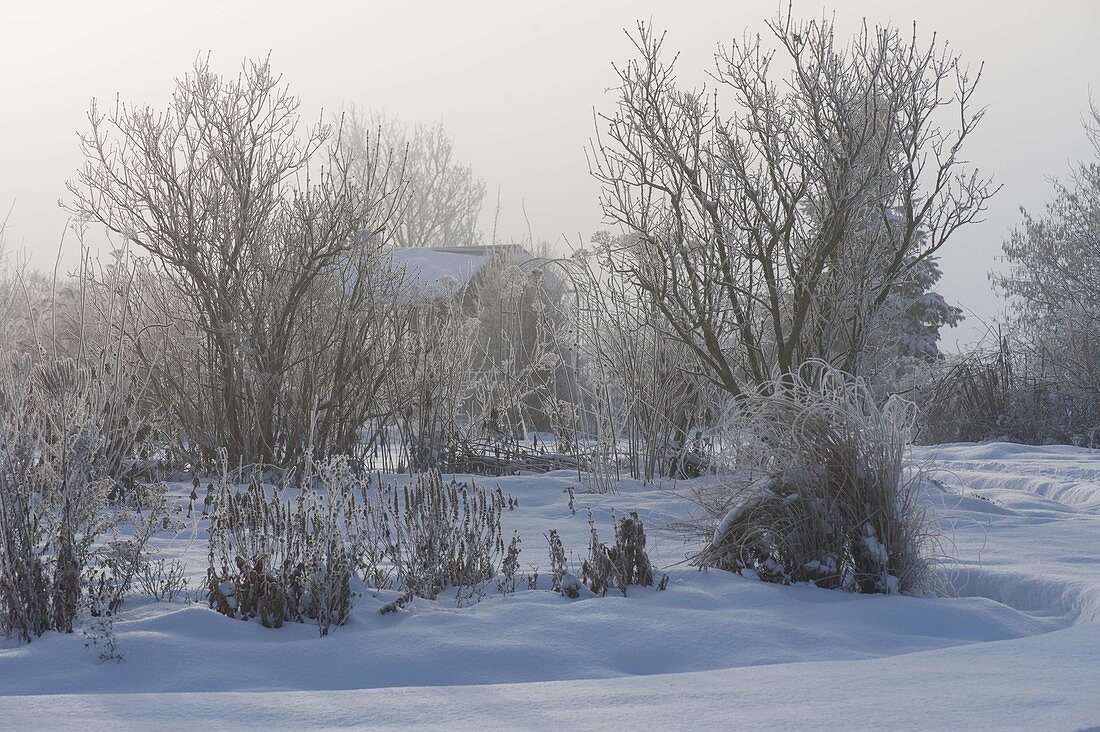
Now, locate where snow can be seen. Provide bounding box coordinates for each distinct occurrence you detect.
[390,248,489,294]
[3,442,1100,729]
[710,475,775,546]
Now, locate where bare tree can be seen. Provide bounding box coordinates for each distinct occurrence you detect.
[66,56,405,467]
[566,238,719,482]
[344,108,486,248]
[0,211,53,356]
[0,210,18,348]
[590,13,995,397]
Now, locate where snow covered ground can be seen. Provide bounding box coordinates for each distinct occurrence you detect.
[2,442,1099,730]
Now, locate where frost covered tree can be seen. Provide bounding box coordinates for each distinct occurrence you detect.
[66,56,406,467]
[993,104,1100,406]
[344,108,486,248]
[590,14,995,396]
[0,211,15,346]
[570,234,721,482]
[890,256,961,359]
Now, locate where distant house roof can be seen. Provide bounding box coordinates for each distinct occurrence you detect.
[390,244,534,295]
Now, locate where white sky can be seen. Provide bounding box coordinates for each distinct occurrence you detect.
[1,0,1097,348]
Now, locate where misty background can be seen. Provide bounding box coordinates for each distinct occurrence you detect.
[1,0,1097,348]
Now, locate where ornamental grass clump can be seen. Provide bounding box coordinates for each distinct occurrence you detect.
[692,362,936,595]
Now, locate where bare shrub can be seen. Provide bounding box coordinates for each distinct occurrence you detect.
[582,509,655,596]
[0,223,168,647]
[691,363,935,595]
[80,577,123,662]
[546,529,576,597]
[497,532,522,596]
[911,331,1100,447]
[565,244,720,484]
[206,468,354,635]
[383,253,577,478]
[0,354,126,640]
[581,521,614,596]
[386,294,477,472]
[315,458,508,604]
[136,557,189,603]
[371,470,505,602]
[0,213,15,344]
[317,457,392,591]
[97,484,181,612]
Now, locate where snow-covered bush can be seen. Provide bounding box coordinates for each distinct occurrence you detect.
[0,229,174,645]
[692,363,935,595]
[544,511,657,598]
[206,470,354,635]
[314,458,508,605]
[0,353,150,641]
[582,509,655,596]
[369,470,505,602]
[497,532,522,596]
[546,529,574,597]
[135,557,189,603]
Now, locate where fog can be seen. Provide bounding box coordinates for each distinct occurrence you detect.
[1,0,1097,347]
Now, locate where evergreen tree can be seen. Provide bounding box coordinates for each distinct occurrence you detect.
[890,256,962,359]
